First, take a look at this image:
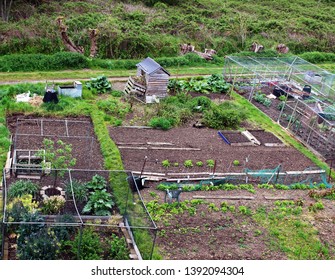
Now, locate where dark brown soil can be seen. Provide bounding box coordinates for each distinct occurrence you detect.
[109,126,315,174]
[249,130,283,144]
[7,115,104,170]
[141,187,335,260]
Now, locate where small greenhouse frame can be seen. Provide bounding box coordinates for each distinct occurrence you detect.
[223,56,335,159]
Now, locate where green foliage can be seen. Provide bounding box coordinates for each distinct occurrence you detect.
[184,160,193,168]
[203,101,245,130]
[109,233,130,260]
[161,159,171,168]
[53,214,76,241]
[3,1,335,59]
[7,195,39,221]
[208,202,219,212]
[169,75,230,95]
[308,201,325,212]
[40,195,66,215]
[83,189,115,216]
[253,92,272,107]
[233,160,240,166]
[299,52,335,64]
[86,174,107,191]
[70,227,103,260]
[196,161,203,167]
[8,180,39,200]
[17,228,61,260]
[206,159,215,168]
[64,179,89,203]
[278,95,287,102]
[0,52,88,72]
[238,205,252,216]
[39,138,76,177]
[86,75,112,94]
[149,117,173,130]
[188,96,212,112]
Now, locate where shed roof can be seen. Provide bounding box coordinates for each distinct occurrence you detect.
[136,57,170,76]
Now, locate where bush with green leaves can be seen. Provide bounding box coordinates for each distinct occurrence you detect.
[0,52,88,72]
[8,180,39,199]
[17,228,61,260]
[53,214,76,241]
[109,233,130,260]
[38,138,76,185]
[203,102,245,130]
[86,174,107,191]
[40,195,66,215]
[64,179,89,203]
[7,195,39,223]
[187,96,212,112]
[253,93,272,107]
[97,97,130,120]
[86,75,112,94]
[149,117,173,130]
[70,227,103,260]
[83,189,115,216]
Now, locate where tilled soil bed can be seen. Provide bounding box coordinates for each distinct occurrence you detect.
[109,126,315,174]
[7,114,104,170]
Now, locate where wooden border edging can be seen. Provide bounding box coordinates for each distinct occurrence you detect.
[192,195,255,200]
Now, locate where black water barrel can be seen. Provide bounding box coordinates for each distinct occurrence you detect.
[303,85,312,93]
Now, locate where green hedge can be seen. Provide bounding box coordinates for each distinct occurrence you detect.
[0,52,88,72]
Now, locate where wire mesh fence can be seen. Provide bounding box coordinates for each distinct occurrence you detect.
[1,168,157,260]
[223,56,335,159]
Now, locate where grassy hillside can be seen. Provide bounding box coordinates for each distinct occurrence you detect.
[1,0,335,58]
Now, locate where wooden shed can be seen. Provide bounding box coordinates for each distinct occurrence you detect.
[124,57,170,103]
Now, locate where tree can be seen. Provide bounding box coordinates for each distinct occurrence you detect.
[38,138,76,186]
[0,0,14,22]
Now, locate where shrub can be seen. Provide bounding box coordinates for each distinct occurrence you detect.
[41,195,66,215]
[86,174,107,191]
[17,228,61,260]
[83,189,115,216]
[53,214,76,241]
[196,161,203,167]
[188,96,212,112]
[203,103,243,129]
[7,195,39,219]
[0,52,88,72]
[109,233,130,260]
[149,117,173,130]
[70,227,103,260]
[64,179,89,202]
[253,92,272,107]
[8,180,39,199]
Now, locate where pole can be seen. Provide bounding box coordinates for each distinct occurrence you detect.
[326,158,335,183]
[140,156,147,178]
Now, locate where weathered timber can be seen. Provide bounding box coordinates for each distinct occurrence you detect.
[193,195,255,200]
